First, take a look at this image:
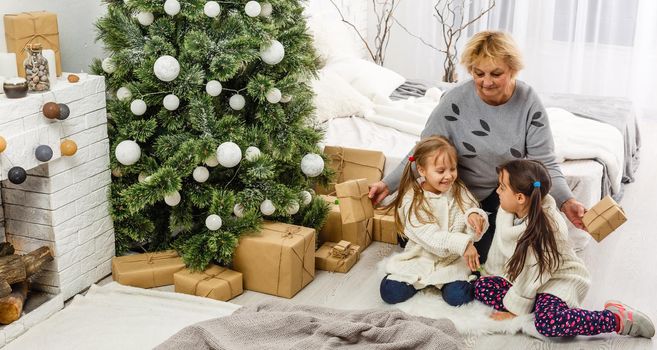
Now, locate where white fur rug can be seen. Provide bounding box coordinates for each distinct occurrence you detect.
[377,258,547,340]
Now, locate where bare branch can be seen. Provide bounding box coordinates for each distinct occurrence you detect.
[392,17,446,53]
[328,0,376,61]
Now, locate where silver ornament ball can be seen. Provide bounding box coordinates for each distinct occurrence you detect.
[153,55,180,82]
[229,94,246,110]
[164,191,181,206]
[115,140,141,166]
[205,214,223,231]
[216,141,242,168]
[192,166,210,183]
[300,153,324,177]
[260,199,275,216]
[163,94,180,111]
[130,99,147,116]
[205,80,223,96]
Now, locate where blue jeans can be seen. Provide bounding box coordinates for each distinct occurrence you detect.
[380,276,474,306]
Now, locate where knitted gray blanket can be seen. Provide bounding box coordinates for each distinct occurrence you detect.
[156,301,464,350]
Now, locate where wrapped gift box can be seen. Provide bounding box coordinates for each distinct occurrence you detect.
[174,264,243,301]
[4,11,62,77]
[319,195,372,251]
[232,221,315,298]
[582,195,627,242]
[373,211,397,244]
[318,146,385,194]
[315,240,360,273]
[111,250,186,288]
[334,178,374,224]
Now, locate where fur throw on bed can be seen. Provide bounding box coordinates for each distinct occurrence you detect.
[156,301,464,350]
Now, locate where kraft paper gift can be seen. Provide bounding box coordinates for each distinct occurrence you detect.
[334,178,374,224]
[174,264,243,301]
[582,195,627,242]
[232,221,315,298]
[318,146,385,194]
[315,240,360,273]
[319,195,373,251]
[4,11,62,77]
[111,250,185,288]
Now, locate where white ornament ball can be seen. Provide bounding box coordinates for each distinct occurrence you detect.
[204,1,221,17]
[266,88,282,103]
[205,214,223,231]
[233,204,245,218]
[260,2,273,17]
[138,172,148,183]
[245,1,262,17]
[115,140,141,166]
[116,87,132,101]
[205,155,219,167]
[153,55,180,82]
[144,175,152,183]
[205,80,222,96]
[130,99,147,116]
[136,11,154,26]
[286,201,300,215]
[260,40,285,65]
[101,57,116,74]
[260,199,275,216]
[163,94,180,111]
[164,0,181,16]
[216,142,242,168]
[164,191,181,206]
[192,166,210,183]
[229,94,245,110]
[245,146,262,161]
[300,190,312,206]
[300,153,324,177]
[280,94,292,103]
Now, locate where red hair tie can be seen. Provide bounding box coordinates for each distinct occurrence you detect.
[408,156,415,162]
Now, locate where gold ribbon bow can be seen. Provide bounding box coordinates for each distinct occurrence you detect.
[330,240,352,259]
[120,251,180,286]
[18,12,60,54]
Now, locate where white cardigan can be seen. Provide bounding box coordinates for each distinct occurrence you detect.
[386,188,489,289]
[484,195,591,315]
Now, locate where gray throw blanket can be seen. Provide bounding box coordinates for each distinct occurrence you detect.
[156,301,464,350]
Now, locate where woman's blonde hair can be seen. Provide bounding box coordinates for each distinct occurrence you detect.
[386,135,475,238]
[461,31,524,75]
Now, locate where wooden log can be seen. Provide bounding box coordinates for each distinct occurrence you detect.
[21,247,53,276]
[0,242,14,257]
[0,281,28,325]
[0,246,53,285]
[0,255,26,285]
[0,279,10,299]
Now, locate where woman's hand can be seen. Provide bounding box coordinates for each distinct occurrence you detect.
[490,311,516,321]
[467,213,486,237]
[561,198,587,230]
[368,181,390,206]
[463,241,480,272]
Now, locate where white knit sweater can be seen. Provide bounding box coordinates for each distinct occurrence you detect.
[386,188,489,289]
[484,195,591,315]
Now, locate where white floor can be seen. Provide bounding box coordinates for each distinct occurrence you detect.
[84,118,657,349]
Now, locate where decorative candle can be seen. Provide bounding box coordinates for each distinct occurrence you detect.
[0,53,18,78]
[42,49,58,83]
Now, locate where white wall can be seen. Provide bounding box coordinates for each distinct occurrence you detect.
[0,0,107,75]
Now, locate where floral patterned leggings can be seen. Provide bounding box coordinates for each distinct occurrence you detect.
[474,276,617,337]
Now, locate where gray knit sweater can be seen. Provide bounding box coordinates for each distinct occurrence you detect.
[383,80,573,207]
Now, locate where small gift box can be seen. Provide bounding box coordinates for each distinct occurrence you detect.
[315,240,360,273]
[373,211,397,244]
[174,265,243,301]
[111,250,186,288]
[334,178,374,224]
[232,221,315,298]
[582,195,627,242]
[318,146,385,194]
[319,195,373,251]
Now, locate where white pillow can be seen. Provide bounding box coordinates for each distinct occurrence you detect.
[324,57,406,100]
[306,15,363,63]
[311,70,374,123]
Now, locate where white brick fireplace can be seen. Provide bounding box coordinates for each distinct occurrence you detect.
[0,75,114,345]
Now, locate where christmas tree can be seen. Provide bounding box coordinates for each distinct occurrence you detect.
[92,0,330,270]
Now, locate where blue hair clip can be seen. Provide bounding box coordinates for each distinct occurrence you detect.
[533,181,541,188]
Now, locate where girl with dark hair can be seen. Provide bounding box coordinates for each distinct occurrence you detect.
[380,135,489,306]
[475,159,654,338]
